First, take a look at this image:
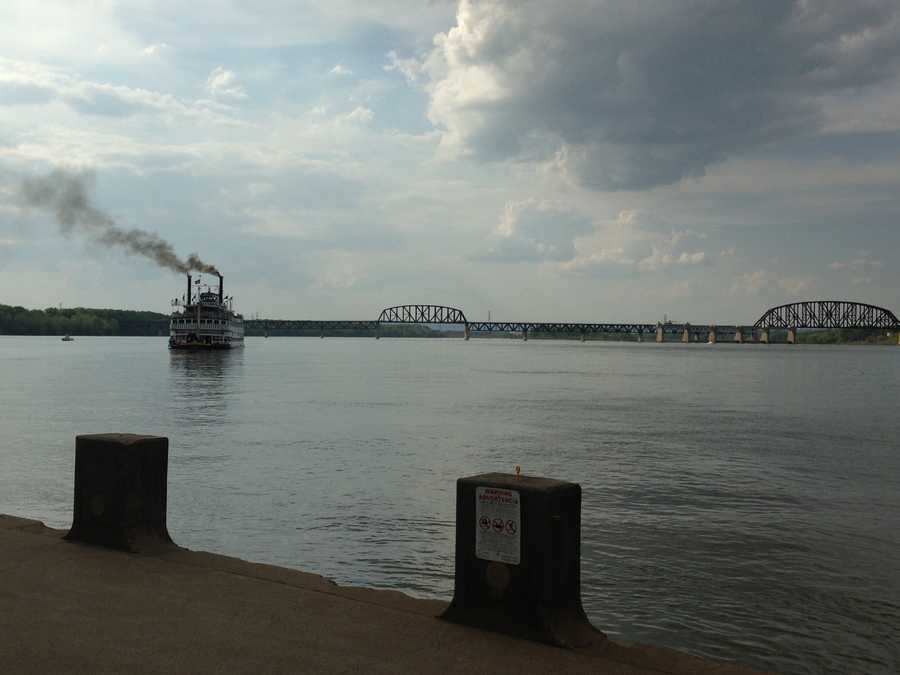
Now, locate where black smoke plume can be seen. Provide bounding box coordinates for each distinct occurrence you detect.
[19,169,219,275]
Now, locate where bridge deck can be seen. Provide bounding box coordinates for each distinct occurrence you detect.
[244,320,750,334]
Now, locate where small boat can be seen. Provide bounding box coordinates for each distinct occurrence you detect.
[61,335,74,342]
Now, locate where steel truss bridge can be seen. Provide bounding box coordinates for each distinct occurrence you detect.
[753,301,900,329]
[242,300,900,340]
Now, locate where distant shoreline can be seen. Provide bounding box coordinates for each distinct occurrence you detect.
[2,303,896,343]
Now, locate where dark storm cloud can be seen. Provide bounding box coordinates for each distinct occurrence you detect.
[427,0,900,190]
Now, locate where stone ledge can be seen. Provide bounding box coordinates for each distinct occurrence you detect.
[0,514,769,675]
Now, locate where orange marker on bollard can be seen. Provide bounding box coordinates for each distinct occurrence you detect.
[515,465,521,480]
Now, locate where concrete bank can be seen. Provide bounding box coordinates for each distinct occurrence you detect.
[0,514,765,675]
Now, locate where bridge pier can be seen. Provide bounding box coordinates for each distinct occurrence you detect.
[522,326,528,341]
[760,328,770,344]
[787,326,797,344]
[708,326,717,344]
[681,324,690,343]
[734,327,743,344]
[580,332,586,342]
[656,324,664,343]
[464,323,470,341]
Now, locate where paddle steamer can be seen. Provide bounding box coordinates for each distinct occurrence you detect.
[169,274,244,349]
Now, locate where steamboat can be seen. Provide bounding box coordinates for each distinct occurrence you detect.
[169,273,244,349]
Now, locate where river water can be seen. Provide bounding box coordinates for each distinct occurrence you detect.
[1,336,898,673]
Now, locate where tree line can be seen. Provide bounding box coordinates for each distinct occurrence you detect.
[800,328,896,345]
[0,304,170,336]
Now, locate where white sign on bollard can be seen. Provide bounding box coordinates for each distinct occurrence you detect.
[475,486,521,565]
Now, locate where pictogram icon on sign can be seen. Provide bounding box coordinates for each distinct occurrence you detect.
[475,486,521,565]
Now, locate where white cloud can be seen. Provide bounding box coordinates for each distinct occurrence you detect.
[829,253,883,271]
[345,106,374,124]
[476,199,594,262]
[616,209,638,227]
[206,66,246,99]
[729,270,818,297]
[778,276,817,296]
[329,63,352,77]
[384,50,423,83]
[142,43,169,57]
[0,58,247,129]
[314,252,363,289]
[561,209,711,274]
[731,270,769,296]
[638,249,706,272]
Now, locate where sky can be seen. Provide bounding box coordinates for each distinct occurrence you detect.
[1,0,899,324]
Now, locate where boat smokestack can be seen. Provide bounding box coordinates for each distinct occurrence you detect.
[218,275,223,305]
[187,274,192,305]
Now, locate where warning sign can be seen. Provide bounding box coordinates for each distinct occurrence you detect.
[475,487,520,565]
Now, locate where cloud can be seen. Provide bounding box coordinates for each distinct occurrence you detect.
[829,253,883,271]
[475,199,594,262]
[616,209,637,227]
[637,249,706,272]
[563,209,711,274]
[314,252,364,289]
[141,43,169,57]
[345,106,374,124]
[731,269,770,296]
[720,247,736,258]
[0,58,244,126]
[384,50,423,83]
[424,0,900,190]
[729,270,817,297]
[329,63,352,77]
[206,66,246,99]
[0,58,165,116]
[777,276,817,296]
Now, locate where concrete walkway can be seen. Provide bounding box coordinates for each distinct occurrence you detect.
[0,515,765,674]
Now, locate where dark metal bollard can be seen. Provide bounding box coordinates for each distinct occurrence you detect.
[442,472,604,648]
[65,434,173,552]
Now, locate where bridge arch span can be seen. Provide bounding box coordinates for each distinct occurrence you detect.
[378,304,468,324]
[754,300,899,329]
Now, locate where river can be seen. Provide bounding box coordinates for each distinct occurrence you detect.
[1,336,898,674]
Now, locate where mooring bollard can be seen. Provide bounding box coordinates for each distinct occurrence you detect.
[442,472,604,648]
[65,433,173,552]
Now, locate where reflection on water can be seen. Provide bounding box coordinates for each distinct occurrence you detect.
[2,336,900,675]
[167,349,244,428]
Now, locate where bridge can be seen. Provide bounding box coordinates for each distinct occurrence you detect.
[241,300,900,344]
[753,300,899,329]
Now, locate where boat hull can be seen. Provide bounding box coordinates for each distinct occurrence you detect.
[168,337,244,350]
[168,342,242,350]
